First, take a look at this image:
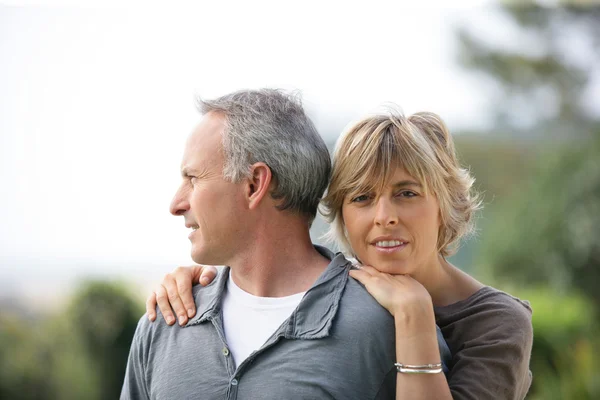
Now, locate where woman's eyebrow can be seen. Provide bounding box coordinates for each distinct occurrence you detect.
[392,180,422,188]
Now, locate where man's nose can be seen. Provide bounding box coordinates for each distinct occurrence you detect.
[170,185,190,216]
[374,197,398,227]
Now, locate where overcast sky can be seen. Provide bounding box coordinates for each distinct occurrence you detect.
[1,2,503,305]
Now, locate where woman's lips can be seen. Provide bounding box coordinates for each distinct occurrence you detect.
[372,240,408,253]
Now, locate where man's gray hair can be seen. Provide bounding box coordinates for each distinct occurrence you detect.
[198,89,331,221]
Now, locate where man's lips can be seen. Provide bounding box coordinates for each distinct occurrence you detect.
[186,223,199,239]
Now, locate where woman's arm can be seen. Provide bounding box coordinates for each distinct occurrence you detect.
[349,265,453,400]
[146,265,218,325]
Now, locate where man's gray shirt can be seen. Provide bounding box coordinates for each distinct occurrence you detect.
[121,247,450,399]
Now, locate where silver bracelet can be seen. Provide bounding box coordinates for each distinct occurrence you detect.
[395,362,443,374]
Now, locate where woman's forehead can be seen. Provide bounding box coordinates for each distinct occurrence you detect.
[344,166,418,197]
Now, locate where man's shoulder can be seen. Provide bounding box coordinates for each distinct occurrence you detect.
[130,311,170,353]
[131,267,229,345]
[188,266,228,316]
[336,275,395,330]
[191,266,228,297]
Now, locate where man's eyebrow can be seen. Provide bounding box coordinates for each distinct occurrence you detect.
[181,167,199,177]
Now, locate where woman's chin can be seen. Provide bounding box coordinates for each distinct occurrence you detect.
[360,256,413,275]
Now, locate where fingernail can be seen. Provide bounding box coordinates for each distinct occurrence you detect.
[200,277,208,285]
[179,315,186,325]
[166,316,175,324]
[188,309,195,318]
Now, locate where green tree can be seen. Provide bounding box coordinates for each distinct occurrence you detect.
[457,4,600,134]
[455,4,600,399]
[0,280,142,400]
[456,0,600,315]
[0,313,55,400]
[68,280,142,400]
[478,136,600,310]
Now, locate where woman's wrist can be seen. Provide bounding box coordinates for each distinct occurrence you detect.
[394,327,441,365]
[392,300,436,337]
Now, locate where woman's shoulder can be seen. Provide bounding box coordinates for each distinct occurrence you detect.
[436,285,531,317]
[435,285,533,343]
[436,286,534,398]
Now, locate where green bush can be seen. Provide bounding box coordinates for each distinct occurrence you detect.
[517,288,600,400]
[0,280,142,400]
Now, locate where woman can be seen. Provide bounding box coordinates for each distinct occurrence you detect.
[147,111,533,399]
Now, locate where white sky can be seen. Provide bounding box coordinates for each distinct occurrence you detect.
[0,2,500,305]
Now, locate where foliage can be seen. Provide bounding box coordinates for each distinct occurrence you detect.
[516,287,600,399]
[68,280,142,399]
[457,5,600,131]
[0,280,142,400]
[0,314,54,400]
[457,4,600,399]
[477,134,600,313]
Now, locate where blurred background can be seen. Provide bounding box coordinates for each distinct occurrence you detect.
[1,1,599,399]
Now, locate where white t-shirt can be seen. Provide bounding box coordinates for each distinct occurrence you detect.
[221,274,306,367]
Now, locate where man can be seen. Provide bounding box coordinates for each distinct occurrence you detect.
[121,89,446,399]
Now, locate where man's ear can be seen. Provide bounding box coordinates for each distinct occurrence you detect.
[246,162,272,210]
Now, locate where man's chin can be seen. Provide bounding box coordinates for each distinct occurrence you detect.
[191,249,219,266]
[191,253,205,265]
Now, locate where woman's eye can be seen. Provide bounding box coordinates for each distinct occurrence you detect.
[351,194,370,203]
[398,190,417,198]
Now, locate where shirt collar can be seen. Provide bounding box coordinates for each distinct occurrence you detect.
[185,245,352,340]
[284,246,351,339]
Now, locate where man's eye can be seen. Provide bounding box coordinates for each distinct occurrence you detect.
[351,194,370,203]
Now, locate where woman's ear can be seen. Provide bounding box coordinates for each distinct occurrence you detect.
[246,162,272,210]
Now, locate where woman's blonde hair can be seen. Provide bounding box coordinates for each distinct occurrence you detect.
[321,110,482,257]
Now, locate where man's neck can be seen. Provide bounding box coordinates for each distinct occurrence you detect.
[227,216,329,298]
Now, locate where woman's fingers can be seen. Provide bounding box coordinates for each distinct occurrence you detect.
[146,291,158,322]
[349,268,370,285]
[162,272,189,326]
[353,264,411,284]
[349,265,386,288]
[154,283,176,325]
[146,265,218,325]
[177,265,217,318]
[355,264,379,276]
[349,268,395,314]
[199,265,218,286]
[173,266,196,319]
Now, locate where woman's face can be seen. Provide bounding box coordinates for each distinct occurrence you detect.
[341,166,442,276]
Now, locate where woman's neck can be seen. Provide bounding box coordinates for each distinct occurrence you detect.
[413,255,484,307]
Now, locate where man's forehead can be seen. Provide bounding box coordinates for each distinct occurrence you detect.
[189,113,225,142]
[197,110,226,131]
[189,113,225,145]
[180,113,225,172]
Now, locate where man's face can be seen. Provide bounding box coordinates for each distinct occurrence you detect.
[170,112,248,265]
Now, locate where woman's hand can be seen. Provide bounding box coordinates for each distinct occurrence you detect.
[349,265,435,336]
[350,265,451,400]
[146,265,218,326]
